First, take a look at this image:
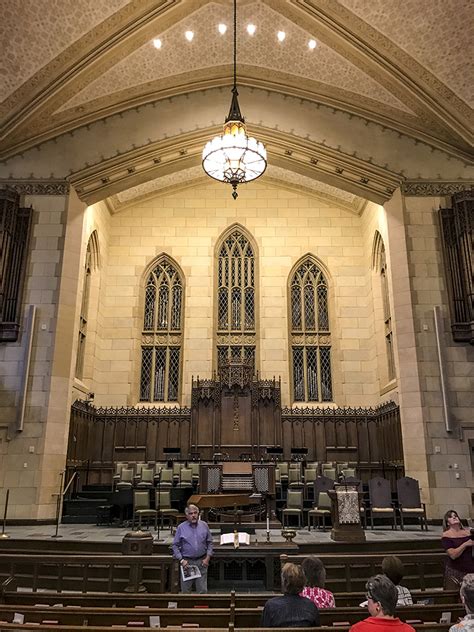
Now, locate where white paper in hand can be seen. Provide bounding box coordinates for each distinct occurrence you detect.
[181,563,202,582]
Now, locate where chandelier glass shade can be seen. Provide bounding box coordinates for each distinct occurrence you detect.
[202,1,267,199]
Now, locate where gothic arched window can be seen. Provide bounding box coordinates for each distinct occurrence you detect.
[75,231,99,380]
[140,257,183,402]
[289,258,332,402]
[380,244,395,381]
[216,228,256,370]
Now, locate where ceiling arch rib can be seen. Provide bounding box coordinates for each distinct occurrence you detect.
[1,0,472,165]
[2,87,472,204]
[270,0,473,147]
[69,125,402,205]
[0,0,201,144]
[4,66,471,165]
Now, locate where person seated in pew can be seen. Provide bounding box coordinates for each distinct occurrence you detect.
[381,556,413,606]
[350,575,416,632]
[442,510,474,590]
[262,562,320,628]
[449,573,474,632]
[300,556,335,608]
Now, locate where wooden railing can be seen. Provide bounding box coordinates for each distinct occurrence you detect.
[0,554,178,594]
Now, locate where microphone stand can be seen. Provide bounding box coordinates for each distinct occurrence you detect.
[156,467,162,541]
[0,489,10,539]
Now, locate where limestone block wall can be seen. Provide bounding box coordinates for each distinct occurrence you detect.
[0,192,85,520]
[402,195,473,518]
[89,181,383,409]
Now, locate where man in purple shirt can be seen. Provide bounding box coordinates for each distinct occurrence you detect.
[172,504,213,593]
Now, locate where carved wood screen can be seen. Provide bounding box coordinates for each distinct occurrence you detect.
[68,396,401,486]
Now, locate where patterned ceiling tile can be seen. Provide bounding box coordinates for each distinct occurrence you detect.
[0,0,130,100]
[114,164,357,206]
[116,166,204,203]
[61,1,412,113]
[339,0,474,106]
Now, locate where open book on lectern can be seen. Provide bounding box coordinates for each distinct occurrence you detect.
[220,532,250,545]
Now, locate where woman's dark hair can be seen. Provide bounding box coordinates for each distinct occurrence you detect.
[442,509,463,531]
[301,556,326,588]
[281,562,306,595]
[381,556,405,586]
[461,574,474,614]
[366,574,398,616]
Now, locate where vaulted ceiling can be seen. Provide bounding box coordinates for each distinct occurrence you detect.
[1,0,472,208]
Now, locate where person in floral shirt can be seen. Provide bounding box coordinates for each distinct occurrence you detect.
[450,574,474,632]
[300,556,335,608]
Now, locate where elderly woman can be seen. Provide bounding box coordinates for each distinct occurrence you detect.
[441,510,474,590]
[350,575,416,632]
[262,562,320,628]
[300,556,335,608]
[449,573,474,632]
[381,556,413,606]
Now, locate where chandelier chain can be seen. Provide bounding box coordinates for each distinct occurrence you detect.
[233,0,237,91]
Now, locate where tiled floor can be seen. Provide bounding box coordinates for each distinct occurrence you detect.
[0,523,440,545]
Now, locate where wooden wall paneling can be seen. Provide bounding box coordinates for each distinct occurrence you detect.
[146,420,158,462]
[136,418,148,460]
[315,420,326,462]
[367,419,380,462]
[101,420,115,464]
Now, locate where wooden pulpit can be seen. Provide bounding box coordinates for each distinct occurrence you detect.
[328,483,366,542]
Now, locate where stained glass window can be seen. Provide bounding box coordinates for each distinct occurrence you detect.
[140,257,183,402]
[289,258,332,402]
[216,229,256,371]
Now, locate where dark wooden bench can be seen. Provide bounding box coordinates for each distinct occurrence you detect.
[0,553,178,594]
[281,553,445,592]
[0,601,463,629]
[0,584,459,608]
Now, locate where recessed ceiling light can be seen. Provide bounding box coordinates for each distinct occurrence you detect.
[277,31,286,42]
[308,39,317,50]
[218,23,227,35]
[152,38,162,49]
[185,30,194,42]
[247,23,256,35]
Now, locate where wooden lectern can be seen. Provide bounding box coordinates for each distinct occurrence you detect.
[328,483,366,542]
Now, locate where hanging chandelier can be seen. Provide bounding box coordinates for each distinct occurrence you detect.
[202,0,267,199]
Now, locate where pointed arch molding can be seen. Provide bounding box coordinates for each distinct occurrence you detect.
[0,0,471,161]
[371,230,384,271]
[67,126,402,206]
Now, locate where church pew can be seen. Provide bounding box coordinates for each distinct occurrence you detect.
[0,550,446,595]
[0,553,178,594]
[0,625,454,632]
[280,553,445,591]
[0,588,459,608]
[0,606,234,628]
[233,604,465,628]
[0,602,464,628]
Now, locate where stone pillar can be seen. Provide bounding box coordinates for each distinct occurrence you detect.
[385,187,473,518]
[0,184,86,521]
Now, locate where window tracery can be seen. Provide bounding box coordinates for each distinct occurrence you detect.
[216,228,256,370]
[289,258,332,402]
[140,257,183,402]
